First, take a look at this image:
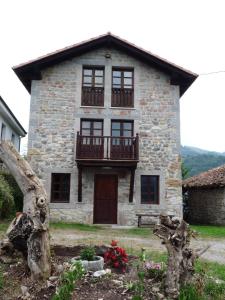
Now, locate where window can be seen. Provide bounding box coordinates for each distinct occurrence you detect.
[111,120,133,138]
[1,123,6,140]
[51,173,71,203]
[112,68,134,107]
[82,67,104,106]
[11,133,15,145]
[141,175,159,204]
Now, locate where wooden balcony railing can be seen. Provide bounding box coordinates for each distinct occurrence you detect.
[76,133,139,160]
[81,87,104,106]
[111,88,134,107]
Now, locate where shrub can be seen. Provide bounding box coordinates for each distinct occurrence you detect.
[104,240,128,272]
[144,261,164,280]
[80,246,96,261]
[0,174,14,219]
[0,170,23,212]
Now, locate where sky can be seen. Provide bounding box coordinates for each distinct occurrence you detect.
[1,0,225,153]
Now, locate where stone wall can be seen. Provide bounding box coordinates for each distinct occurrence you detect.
[28,46,182,225]
[187,188,225,225]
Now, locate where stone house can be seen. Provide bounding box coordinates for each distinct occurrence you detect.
[13,33,197,225]
[183,165,225,225]
[0,96,26,151]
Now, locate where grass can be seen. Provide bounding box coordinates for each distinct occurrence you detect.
[50,222,103,232]
[191,225,225,238]
[120,227,152,237]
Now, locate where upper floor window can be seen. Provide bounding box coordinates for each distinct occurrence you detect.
[112,68,134,107]
[141,175,159,204]
[1,123,6,140]
[82,67,104,106]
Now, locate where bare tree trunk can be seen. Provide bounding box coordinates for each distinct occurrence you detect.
[0,141,50,279]
[154,215,209,299]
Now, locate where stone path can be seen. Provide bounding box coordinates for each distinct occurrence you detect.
[50,228,225,264]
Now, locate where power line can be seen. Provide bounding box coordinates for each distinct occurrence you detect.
[199,70,225,76]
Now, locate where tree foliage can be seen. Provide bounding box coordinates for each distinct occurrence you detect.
[0,174,14,219]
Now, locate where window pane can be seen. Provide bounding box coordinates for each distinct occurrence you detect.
[95,70,103,76]
[113,71,121,77]
[113,77,121,85]
[123,122,132,130]
[112,122,120,130]
[124,78,132,85]
[112,130,120,137]
[123,130,132,137]
[95,77,103,84]
[82,121,91,129]
[93,121,102,129]
[124,71,132,78]
[93,129,102,136]
[82,129,90,136]
[83,76,92,83]
[84,69,92,76]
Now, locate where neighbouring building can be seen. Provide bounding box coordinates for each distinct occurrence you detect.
[13,33,197,225]
[0,96,26,151]
[183,165,225,225]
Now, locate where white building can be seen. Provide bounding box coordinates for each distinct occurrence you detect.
[0,96,26,151]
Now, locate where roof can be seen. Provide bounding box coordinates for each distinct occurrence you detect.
[13,33,198,95]
[183,164,225,189]
[0,96,27,136]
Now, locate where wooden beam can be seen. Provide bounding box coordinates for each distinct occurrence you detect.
[78,167,82,202]
[129,168,135,203]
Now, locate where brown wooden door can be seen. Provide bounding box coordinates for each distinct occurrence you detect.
[94,174,118,224]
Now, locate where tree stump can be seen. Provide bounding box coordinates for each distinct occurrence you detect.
[153,214,209,299]
[0,141,50,279]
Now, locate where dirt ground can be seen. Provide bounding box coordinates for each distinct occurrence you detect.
[50,227,225,264]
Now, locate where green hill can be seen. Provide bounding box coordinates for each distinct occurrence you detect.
[181,146,225,177]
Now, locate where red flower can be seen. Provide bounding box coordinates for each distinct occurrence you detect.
[114,261,119,268]
[111,240,118,247]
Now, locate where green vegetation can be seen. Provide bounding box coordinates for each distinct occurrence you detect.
[52,261,84,300]
[80,246,96,261]
[121,227,152,237]
[191,225,225,238]
[0,174,14,219]
[50,222,102,232]
[181,146,225,177]
[0,265,3,289]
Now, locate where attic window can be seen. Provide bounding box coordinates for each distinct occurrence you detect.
[82,67,104,106]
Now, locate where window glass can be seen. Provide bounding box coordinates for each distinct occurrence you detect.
[51,173,70,203]
[95,70,103,76]
[123,122,132,130]
[113,71,121,77]
[95,77,103,85]
[124,71,132,78]
[141,175,159,204]
[112,122,120,130]
[84,69,92,76]
[124,78,132,85]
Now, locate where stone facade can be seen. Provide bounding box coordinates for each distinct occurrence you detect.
[187,188,225,225]
[28,46,182,225]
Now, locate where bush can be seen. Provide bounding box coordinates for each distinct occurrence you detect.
[0,174,14,219]
[0,170,23,212]
[80,246,96,261]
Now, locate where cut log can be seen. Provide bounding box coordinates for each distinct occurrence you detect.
[0,141,50,279]
[153,214,209,299]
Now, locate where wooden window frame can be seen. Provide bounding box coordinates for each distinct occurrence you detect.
[80,119,104,136]
[140,175,159,205]
[81,66,105,106]
[50,173,71,203]
[111,67,134,107]
[111,120,134,137]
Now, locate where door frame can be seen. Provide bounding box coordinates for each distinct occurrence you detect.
[93,174,118,224]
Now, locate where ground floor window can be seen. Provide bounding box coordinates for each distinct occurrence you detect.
[51,173,71,203]
[141,175,159,204]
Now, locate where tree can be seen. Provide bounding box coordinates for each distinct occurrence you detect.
[0,141,51,279]
[181,161,190,179]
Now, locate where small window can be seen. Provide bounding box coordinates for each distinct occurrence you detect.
[11,133,15,144]
[51,173,71,203]
[141,175,159,204]
[1,123,6,140]
[82,67,104,106]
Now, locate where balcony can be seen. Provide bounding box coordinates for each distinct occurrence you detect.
[76,133,139,168]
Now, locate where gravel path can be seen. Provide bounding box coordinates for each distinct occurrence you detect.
[50,228,225,264]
